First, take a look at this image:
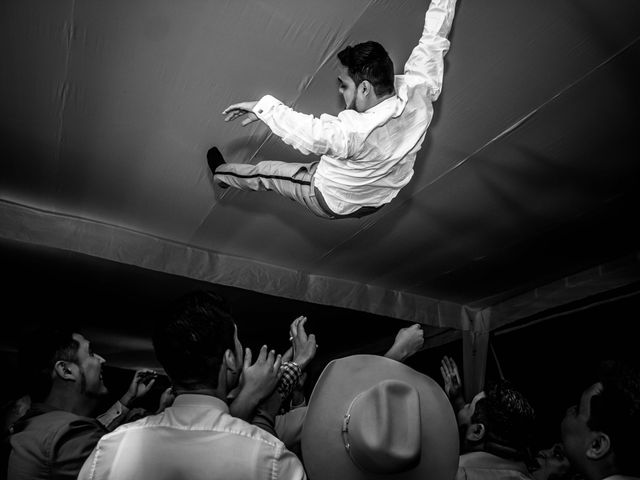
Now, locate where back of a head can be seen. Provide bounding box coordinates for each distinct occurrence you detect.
[152,290,236,390]
[18,325,80,401]
[337,41,395,96]
[473,380,536,461]
[588,360,640,476]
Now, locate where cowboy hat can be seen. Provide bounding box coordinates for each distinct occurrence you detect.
[302,354,459,480]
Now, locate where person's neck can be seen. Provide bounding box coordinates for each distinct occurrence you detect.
[173,386,226,401]
[365,91,395,110]
[44,387,98,418]
[587,462,623,480]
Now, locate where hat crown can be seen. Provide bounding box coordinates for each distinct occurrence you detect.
[344,380,421,474]
[302,355,459,480]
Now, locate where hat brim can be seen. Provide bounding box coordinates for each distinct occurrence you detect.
[301,355,459,480]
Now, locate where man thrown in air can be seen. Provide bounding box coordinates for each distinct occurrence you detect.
[208,0,459,219]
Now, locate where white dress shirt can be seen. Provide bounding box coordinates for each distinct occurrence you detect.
[253,0,457,214]
[78,394,306,480]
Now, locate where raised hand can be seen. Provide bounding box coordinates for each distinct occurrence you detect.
[222,101,259,126]
[156,387,176,413]
[281,346,293,363]
[384,323,424,362]
[289,316,317,370]
[241,345,282,401]
[440,355,463,403]
[120,369,157,407]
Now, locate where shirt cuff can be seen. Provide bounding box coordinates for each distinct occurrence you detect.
[253,95,283,121]
[96,400,130,431]
[277,361,302,400]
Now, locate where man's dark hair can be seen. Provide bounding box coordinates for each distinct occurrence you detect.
[18,325,80,401]
[337,41,395,96]
[472,380,536,461]
[153,290,236,390]
[588,360,640,476]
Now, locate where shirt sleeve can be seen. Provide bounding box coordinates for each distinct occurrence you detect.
[53,418,106,479]
[404,0,458,101]
[274,443,307,480]
[274,406,307,456]
[253,95,362,159]
[96,400,130,431]
[251,406,278,438]
[277,362,302,406]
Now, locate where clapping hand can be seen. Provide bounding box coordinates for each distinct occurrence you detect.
[289,316,317,370]
[240,345,282,401]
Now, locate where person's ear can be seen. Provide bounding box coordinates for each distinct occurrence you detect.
[466,423,486,442]
[586,432,611,460]
[54,360,76,381]
[224,349,237,374]
[359,80,372,97]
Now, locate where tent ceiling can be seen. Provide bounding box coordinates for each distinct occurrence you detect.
[2,0,640,361]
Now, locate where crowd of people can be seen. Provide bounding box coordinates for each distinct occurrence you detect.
[1,287,638,480]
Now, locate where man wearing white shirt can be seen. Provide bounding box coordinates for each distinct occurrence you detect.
[209,0,458,219]
[77,291,306,480]
[561,360,640,480]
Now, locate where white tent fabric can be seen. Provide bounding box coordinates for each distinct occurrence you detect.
[2,0,640,387]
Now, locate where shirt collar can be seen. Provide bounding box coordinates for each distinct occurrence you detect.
[172,394,229,413]
[459,451,530,475]
[364,82,408,119]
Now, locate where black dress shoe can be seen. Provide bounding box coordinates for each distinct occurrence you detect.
[207,146,226,173]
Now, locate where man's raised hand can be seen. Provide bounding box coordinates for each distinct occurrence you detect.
[241,345,282,401]
[289,316,317,371]
[120,369,157,408]
[440,355,464,406]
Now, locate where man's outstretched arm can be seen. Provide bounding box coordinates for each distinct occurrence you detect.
[222,96,363,159]
[404,0,458,101]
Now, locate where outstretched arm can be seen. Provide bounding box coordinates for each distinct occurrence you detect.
[222,95,364,159]
[404,0,458,100]
[96,369,157,431]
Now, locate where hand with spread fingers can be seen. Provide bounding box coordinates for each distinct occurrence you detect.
[240,345,282,401]
[289,316,317,371]
[230,345,282,422]
[440,355,465,412]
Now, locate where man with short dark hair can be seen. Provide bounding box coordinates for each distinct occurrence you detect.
[441,357,536,480]
[208,0,458,219]
[455,381,536,480]
[7,327,150,480]
[561,360,640,480]
[78,290,306,480]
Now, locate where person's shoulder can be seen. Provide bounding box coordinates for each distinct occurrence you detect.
[104,410,164,437]
[11,408,104,453]
[19,408,97,432]
[222,413,285,449]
